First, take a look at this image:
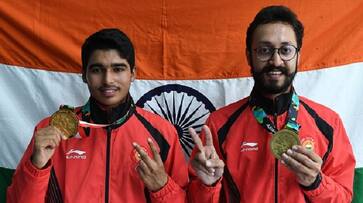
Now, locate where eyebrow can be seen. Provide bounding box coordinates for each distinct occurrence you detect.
[88,63,128,69]
[258,41,295,46]
[111,63,128,68]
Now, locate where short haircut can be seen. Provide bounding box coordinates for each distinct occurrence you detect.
[81,28,135,73]
[246,5,304,52]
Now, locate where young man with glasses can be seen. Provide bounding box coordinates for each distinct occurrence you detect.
[188,5,355,203]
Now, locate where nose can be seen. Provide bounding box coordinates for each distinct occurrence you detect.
[102,68,114,84]
[268,50,284,67]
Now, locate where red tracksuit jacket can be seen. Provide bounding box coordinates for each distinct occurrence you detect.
[188,92,355,203]
[8,101,188,203]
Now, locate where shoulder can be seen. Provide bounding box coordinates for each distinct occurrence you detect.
[135,107,173,125]
[208,97,249,122]
[134,107,176,132]
[299,96,341,125]
[133,107,180,147]
[299,96,339,117]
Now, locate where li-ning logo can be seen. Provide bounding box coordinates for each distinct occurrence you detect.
[66,149,86,159]
[240,142,259,152]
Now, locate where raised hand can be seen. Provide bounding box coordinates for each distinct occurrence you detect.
[189,125,225,186]
[31,126,66,169]
[281,145,323,186]
[133,138,168,192]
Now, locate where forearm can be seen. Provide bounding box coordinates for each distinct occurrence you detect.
[304,172,353,203]
[187,178,221,203]
[7,159,51,203]
[150,176,187,203]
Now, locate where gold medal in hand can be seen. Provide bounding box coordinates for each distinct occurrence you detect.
[270,129,300,159]
[50,107,79,139]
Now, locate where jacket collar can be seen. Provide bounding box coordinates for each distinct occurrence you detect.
[90,94,134,124]
[249,87,293,115]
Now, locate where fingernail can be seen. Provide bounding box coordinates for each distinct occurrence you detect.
[282,153,288,158]
[281,160,285,165]
[206,160,211,167]
[292,145,298,150]
[287,149,293,155]
[147,138,152,142]
[132,142,137,147]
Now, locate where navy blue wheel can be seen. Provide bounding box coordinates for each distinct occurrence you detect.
[136,84,216,157]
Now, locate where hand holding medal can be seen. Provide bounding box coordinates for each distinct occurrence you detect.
[253,92,323,186]
[49,105,111,139]
[31,105,108,169]
[270,129,300,159]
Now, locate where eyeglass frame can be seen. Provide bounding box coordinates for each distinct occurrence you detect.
[253,44,300,62]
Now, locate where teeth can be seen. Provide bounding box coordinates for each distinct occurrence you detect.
[103,89,115,93]
[268,71,281,75]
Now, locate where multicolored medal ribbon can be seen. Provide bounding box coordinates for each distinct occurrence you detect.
[252,91,301,159]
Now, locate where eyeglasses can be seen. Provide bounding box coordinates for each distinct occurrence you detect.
[253,45,299,62]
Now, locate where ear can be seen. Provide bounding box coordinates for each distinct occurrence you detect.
[246,48,252,67]
[297,51,301,65]
[131,66,136,82]
[82,70,87,83]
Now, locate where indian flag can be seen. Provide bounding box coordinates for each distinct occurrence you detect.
[0,1,362,202]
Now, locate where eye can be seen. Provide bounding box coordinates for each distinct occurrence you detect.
[113,65,126,73]
[257,46,272,55]
[280,45,293,56]
[89,66,102,74]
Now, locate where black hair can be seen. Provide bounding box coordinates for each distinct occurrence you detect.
[246,5,304,52]
[81,28,135,74]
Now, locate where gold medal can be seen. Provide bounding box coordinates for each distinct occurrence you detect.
[270,129,300,159]
[50,107,79,139]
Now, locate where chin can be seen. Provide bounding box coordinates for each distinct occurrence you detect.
[264,84,290,94]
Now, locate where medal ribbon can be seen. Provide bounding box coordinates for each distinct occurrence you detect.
[251,91,300,134]
[61,100,134,129]
[80,100,134,128]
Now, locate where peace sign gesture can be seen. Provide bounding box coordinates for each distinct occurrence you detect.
[189,125,225,186]
[133,138,168,191]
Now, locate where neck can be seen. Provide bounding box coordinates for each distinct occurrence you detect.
[89,95,132,124]
[260,86,292,100]
[250,86,294,115]
[95,100,125,112]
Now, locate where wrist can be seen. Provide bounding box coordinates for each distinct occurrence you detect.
[150,176,168,192]
[30,155,49,169]
[300,172,322,191]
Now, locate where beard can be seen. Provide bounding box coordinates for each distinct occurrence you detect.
[252,65,297,95]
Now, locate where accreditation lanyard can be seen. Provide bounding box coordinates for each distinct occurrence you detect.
[251,92,300,134]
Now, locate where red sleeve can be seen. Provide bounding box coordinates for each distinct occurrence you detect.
[150,125,188,203]
[7,123,52,203]
[304,115,356,202]
[187,117,223,203]
[188,167,222,203]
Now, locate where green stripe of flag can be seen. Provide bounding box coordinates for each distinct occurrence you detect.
[353,167,363,203]
[0,167,14,203]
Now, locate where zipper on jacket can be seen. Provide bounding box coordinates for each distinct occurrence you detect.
[273,112,278,203]
[105,127,112,203]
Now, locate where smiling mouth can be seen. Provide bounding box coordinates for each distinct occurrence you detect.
[266,70,282,75]
[265,70,284,80]
[99,87,119,96]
